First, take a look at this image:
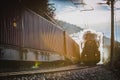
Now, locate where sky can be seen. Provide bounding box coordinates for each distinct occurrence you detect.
[49,0,120,42]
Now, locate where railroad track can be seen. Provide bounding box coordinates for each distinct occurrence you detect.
[0,65,101,80]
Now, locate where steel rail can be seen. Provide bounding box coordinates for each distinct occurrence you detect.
[0,65,100,77]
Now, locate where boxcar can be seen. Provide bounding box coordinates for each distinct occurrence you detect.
[0,7,80,63]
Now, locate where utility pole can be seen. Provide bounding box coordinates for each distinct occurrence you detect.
[110,0,115,67]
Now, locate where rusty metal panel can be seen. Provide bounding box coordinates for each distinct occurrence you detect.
[65,32,80,62]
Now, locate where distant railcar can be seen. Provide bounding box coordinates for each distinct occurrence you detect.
[65,32,80,63]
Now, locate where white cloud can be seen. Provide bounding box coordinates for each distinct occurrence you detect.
[55,0,120,27]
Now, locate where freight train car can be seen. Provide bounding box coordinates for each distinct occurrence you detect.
[65,32,80,63]
[0,6,80,70]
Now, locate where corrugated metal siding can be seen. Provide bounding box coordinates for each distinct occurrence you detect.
[0,7,80,60]
[22,9,65,55]
[0,8,22,47]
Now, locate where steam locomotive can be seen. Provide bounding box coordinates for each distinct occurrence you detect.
[80,30,101,65]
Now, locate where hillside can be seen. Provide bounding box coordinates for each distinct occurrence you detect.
[56,20,83,34]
